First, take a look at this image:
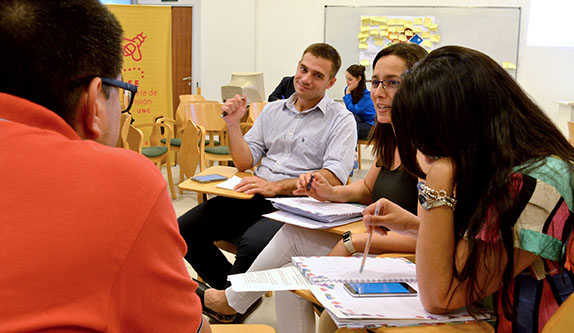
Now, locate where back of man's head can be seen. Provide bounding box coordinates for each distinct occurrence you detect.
[0,0,123,126]
[301,43,341,79]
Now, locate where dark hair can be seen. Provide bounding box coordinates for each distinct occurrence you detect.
[302,43,342,79]
[369,43,428,169]
[0,0,123,126]
[392,46,574,318]
[346,64,367,105]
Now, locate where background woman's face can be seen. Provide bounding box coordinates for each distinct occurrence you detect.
[370,55,407,124]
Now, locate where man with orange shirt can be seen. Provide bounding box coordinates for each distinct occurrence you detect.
[0,1,209,332]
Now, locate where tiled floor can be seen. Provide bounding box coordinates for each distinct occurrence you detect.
[164,146,374,331]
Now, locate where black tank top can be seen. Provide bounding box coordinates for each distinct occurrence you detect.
[371,167,418,215]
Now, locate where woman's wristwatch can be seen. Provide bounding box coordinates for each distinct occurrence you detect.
[342,231,357,254]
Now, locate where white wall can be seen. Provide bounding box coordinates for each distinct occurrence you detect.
[140,0,574,134]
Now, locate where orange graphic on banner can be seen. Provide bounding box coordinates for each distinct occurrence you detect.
[122,33,147,62]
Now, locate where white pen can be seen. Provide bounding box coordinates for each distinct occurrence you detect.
[360,200,381,274]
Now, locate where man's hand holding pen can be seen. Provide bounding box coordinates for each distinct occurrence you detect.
[220,94,247,121]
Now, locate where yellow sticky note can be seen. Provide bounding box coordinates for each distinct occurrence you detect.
[360,59,370,66]
[360,26,369,32]
[398,35,407,42]
[379,24,387,30]
[359,42,368,49]
[430,35,441,43]
[374,37,384,46]
[405,30,414,37]
[405,20,413,29]
[359,37,368,43]
[380,17,387,24]
[361,17,371,26]
[379,31,388,38]
[389,33,398,40]
[388,19,397,25]
[422,40,432,47]
[421,31,431,39]
[424,17,432,27]
[397,19,405,25]
[396,27,405,33]
[414,18,423,25]
[429,24,438,31]
[370,29,379,36]
[358,31,369,39]
[502,62,517,69]
[371,16,386,25]
[413,27,422,33]
[388,26,397,33]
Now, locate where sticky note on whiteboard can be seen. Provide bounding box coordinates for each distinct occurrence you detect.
[502,62,517,69]
[430,35,441,43]
[360,59,370,66]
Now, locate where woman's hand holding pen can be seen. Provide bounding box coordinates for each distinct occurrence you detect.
[293,172,337,201]
[362,198,421,239]
[220,94,247,124]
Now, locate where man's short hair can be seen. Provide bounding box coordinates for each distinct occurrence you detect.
[302,43,342,79]
[0,0,123,126]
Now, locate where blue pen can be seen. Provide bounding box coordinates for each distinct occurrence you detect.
[306,174,314,191]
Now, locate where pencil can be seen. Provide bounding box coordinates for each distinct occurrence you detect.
[360,200,381,274]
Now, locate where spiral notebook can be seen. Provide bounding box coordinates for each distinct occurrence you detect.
[291,256,417,285]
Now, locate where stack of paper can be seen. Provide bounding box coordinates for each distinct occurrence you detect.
[264,197,365,229]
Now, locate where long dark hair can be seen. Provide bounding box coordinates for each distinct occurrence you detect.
[346,64,367,105]
[392,45,574,319]
[369,43,428,169]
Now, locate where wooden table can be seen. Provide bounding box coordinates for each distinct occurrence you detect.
[178,165,254,203]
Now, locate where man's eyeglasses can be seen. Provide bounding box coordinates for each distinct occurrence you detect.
[367,79,401,91]
[101,78,138,114]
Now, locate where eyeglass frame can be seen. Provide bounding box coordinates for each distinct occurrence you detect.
[100,77,138,114]
[69,77,138,114]
[367,79,401,91]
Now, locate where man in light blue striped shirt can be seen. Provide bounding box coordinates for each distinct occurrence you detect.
[179,44,356,314]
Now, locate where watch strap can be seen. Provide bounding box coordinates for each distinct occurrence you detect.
[342,231,357,254]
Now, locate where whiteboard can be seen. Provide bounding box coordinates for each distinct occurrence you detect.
[324,6,521,100]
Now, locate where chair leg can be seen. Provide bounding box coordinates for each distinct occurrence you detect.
[165,156,177,199]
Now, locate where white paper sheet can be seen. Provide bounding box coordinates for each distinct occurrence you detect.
[228,266,312,291]
[215,175,242,190]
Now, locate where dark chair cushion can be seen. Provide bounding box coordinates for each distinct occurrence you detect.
[204,145,230,155]
[142,146,168,158]
[160,138,182,147]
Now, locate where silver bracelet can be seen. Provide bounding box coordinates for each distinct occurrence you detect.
[417,182,456,210]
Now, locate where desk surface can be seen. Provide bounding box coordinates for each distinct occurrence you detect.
[178,166,254,200]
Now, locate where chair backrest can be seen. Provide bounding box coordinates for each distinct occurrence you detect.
[568,121,574,146]
[175,99,220,132]
[186,102,226,132]
[118,114,132,148]
[179,94,205,103]
[249,102,267,122]
[179,119,206,176]
[126,124,143,153]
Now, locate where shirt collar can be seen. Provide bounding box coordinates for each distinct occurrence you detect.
[0,93,80,140]
[283,93,330,115]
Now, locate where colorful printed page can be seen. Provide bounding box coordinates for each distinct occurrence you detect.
[292,256,417,285]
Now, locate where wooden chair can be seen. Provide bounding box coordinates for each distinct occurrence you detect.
[126,124,144,153]
[542,294,574,332]
[568,121,574,146]
[186,102,233,168]
[117,113,131,148]
[248,101,268,123]
[211,324,275,333]
[177,120,206,195]
[135,122,177,199]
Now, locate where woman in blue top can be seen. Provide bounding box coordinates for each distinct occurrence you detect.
[344,64,376,139]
